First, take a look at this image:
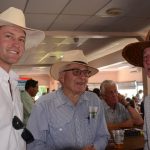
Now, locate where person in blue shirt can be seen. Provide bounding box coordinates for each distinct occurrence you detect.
[100,80,143,131]
[27,50,110,150]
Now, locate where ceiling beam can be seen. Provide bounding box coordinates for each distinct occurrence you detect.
[45,31,146,38]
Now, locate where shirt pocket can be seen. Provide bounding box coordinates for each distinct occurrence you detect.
[49,119,76,148]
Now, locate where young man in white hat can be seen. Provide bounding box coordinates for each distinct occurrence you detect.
[27,50,110,150]
[0,7,45,150]
[122,41,150,150]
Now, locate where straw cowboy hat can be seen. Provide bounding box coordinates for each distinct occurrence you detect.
[122,41,150,67]
[0,7,45,49]
[50,50,99,80]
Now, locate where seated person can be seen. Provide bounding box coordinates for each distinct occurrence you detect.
[100,80,143,131]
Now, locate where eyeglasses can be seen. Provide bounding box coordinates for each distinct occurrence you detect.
[12,116,34,144]
[63,68,92,77]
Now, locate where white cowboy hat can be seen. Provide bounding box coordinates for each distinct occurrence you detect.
[0,7,45,49]
[50,50,99,80]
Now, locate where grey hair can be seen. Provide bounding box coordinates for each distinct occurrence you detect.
[100,80,116,95]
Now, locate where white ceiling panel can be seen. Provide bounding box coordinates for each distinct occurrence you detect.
[25,0,69,13]
[0,0,27,11]
[107,17,150,32]
[78,16,120,31]
[26,14,57,30]
[50,15,90,30]
[62,0,111,15]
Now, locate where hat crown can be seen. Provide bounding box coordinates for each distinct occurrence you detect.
[0,7,25,27]
[0,7,45,50]
[62,50,88,64]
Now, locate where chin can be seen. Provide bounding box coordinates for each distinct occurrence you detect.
[75,88,85,94]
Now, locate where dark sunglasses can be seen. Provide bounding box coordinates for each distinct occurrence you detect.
[12,116,34,144]
[63,68,92,77]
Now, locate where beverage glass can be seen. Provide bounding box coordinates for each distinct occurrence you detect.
[112,130,125,148]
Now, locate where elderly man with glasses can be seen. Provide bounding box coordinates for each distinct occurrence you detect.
[27,50,110,150]
[100,80,143,131]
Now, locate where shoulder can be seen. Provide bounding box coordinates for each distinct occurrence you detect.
[37,91,56,103]
[21,90,28,96]
[35,90,62,106]
[83,91,103,108]
[115,103,126,111]
[84,91,100,101]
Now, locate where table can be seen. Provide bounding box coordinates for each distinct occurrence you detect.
[106,134,144,150]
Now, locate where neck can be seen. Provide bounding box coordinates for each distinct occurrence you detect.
[0,61,11,73]
[63,88,81,105]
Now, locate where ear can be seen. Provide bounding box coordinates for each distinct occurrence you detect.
[59,72,65,83]
[101,93,106,99]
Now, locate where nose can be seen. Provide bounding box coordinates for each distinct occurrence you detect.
[12,38,20,48]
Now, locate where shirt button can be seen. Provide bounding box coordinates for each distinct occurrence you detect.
[59,128,62,131]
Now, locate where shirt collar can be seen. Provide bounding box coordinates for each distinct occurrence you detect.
[102,99,119,110]
[0,67,19,81]
[55,88,88,107]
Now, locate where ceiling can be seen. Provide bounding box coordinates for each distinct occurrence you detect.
[1,0,150,75]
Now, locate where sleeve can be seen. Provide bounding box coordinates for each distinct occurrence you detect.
[26,101,55,150]
[93,100,110,150]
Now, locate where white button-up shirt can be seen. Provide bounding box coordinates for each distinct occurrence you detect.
[0,67,26,150]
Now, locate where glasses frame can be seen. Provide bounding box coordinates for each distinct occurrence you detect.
[63,68,92,77]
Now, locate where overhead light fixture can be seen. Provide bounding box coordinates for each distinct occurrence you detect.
[96,7,123,17]
[106,8,123,16]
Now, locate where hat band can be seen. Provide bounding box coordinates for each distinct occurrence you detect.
[73,61,87,64]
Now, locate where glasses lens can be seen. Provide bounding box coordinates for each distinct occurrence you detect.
[12,116,24,130]
[82,70,91,77]
[72,69,91,77]
[72,69,81,76]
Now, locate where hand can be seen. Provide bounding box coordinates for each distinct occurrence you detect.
[82,145,95,150]
[118,93,128,106]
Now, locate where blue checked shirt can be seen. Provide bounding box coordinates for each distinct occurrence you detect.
[27,88,110,150]
[101,100,131,124]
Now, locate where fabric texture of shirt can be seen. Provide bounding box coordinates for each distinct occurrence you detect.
[27,88,110,150]
[144,95,150,150]
[21,90,34,125]
[102,100,131,123]
[0,67,26,150]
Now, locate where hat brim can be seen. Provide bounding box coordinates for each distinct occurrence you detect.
[50,61,98,80]
[122,41,150,67]
[0,19,45,50]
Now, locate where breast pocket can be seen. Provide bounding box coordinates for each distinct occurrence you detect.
[49,119,76,148]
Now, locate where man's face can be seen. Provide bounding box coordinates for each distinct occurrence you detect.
[29,83,38,97]
[59,63,89,95]
[0,26,25,71]
[103,84,118,107]
[143,47,150,78]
